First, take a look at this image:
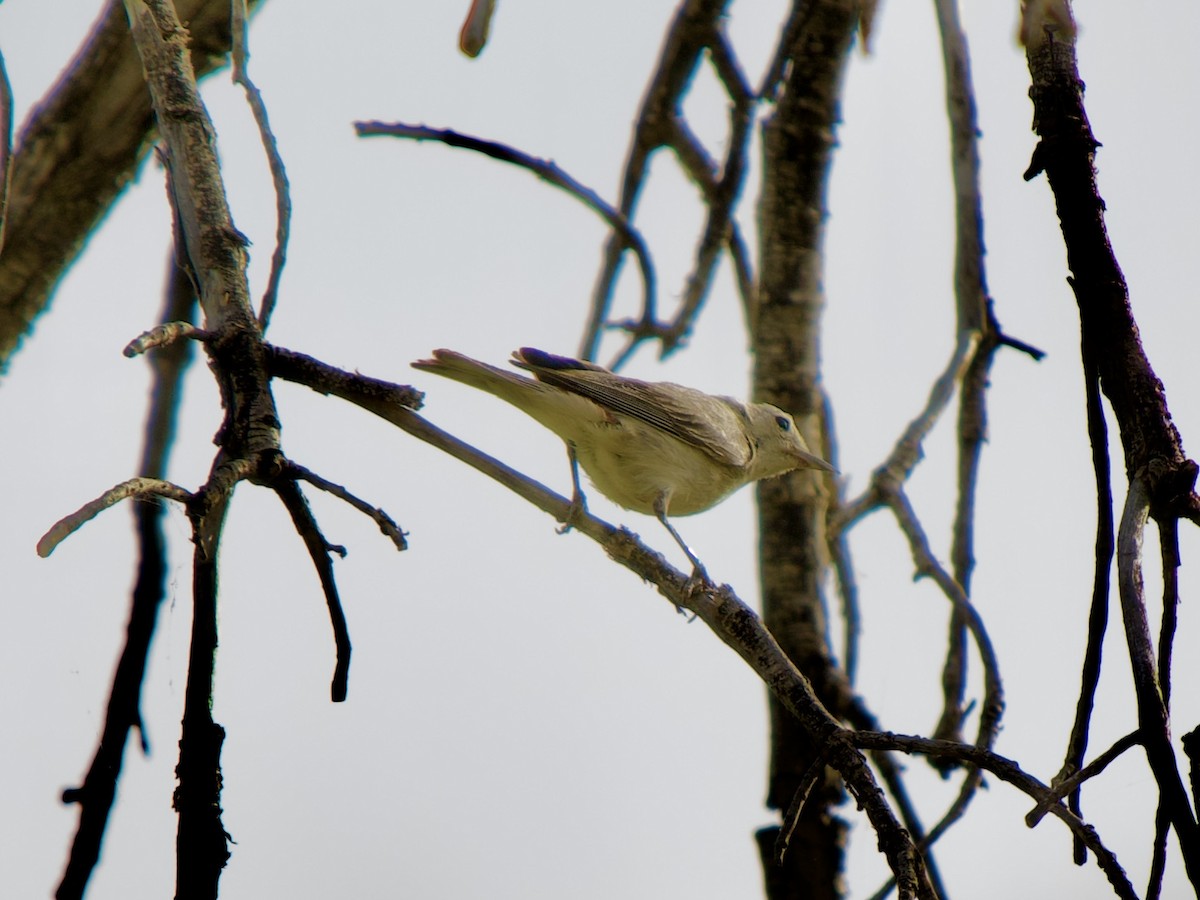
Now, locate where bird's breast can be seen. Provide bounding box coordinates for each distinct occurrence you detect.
[572,419,744,516]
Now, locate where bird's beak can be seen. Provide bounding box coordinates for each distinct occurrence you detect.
[793,447,837,473]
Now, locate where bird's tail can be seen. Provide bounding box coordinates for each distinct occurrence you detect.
[412,348,607,443]
[411,349,560,416]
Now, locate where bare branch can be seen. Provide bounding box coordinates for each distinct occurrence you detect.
[604,28,757,367]
[1156,517,1181,706]
[1026,731,1141,828]
[1059,323,1115,863]
[1116,478,1200,871]
[887,488,1003,747]
[577,0,730,362]
[851,731,1137,900]
[931,0,995,759]
[273,479,353,702]
[1024,5,1198,515]
[774,750,831,863]
[175,483,232,898]
[458,0,497,58]
[267,344,424,412]
[834,330,981,530]
[122,1,287,891]
[355,120,657,352]
[37,477,193,558]
[286,461,408,553]
[123,320,213,357]
[231,0,292,331]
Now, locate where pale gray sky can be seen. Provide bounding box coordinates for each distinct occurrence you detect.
[2,1,1198,897]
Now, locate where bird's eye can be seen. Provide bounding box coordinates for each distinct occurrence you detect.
[775,415,791,432]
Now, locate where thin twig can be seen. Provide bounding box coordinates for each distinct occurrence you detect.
[37,477,194,558]
[1026,731,1141,827]
[833,330,982,531]
[854,487,1006,898]
[725,220,757,323]
[285,461,408,552]
[930,0,993,760]
[231,0,292,331]
[851,731,1137,900]
[355,120,656,350]
[267,344,424,412]
[123,320,213,357]
[576,0,731,362]
[774,751,830,862]
[1116,479,1200,874]
[273,479,353,701]
[605,28,756,365]
[888,488,1004,748]
[1148,801,1170,900]
[830,528,862,684]
[756,0,816,102]
[1062,347,1114,863]
[1157,517,1180,707]
[458,0,497,57]
[844,698,949,900]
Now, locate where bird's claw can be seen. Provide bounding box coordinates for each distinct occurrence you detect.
[676,565,713,617]
[556,492,588,534]
[684,565,712,594]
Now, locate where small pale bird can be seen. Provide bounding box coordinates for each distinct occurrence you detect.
[412,348,834,581]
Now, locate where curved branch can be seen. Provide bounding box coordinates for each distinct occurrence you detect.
[851,731,1137,900]
[1116,479,1200,874]
[605,26,756,365]
[286,461,408,553]
[354,120,657,353]
[37,476,194,558]
[1027,731,1141,828]
[231,0,291,331]
[274,479,353,702]
[576,0,731,362]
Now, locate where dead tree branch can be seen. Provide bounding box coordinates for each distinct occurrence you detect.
[355,120,657,340]
[1024,3,1200,883]
[231,0,291,330]
[577,0,731,363]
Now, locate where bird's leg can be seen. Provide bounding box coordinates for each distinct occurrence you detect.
[557,443,588,534]
[653,492,711,593]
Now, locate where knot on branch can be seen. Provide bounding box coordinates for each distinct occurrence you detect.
[1022,132,1100,182]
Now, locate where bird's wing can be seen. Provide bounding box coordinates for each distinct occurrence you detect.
[513,348,752,467]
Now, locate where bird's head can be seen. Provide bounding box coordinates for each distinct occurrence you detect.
[746,403,836,480]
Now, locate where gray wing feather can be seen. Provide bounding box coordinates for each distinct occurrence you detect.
[513,349,752,467]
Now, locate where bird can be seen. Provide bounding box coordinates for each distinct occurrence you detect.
[412,347,834,582]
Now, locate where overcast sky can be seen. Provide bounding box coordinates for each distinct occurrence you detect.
[2,1,1199,898]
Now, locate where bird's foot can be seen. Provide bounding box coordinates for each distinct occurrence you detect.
[556,491,588,535]
[674,565,713,618]
[684,564,712,593]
